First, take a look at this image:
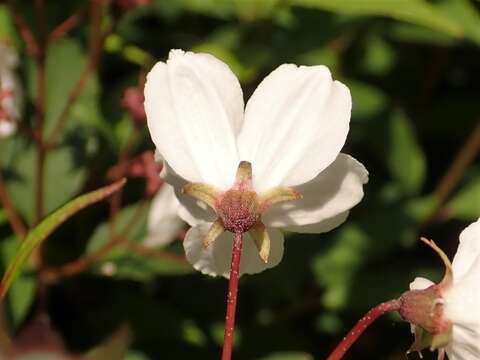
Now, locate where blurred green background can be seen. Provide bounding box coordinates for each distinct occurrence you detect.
[0,0,479,359]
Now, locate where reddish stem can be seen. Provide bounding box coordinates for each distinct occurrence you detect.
[326,299,400,360]
[221,232,243,360]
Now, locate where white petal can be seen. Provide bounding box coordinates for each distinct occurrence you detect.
[183,224,284,277]
[145,49,243,189]
[282,211,349,234]
[445,255,480,359]
[409,277,435,291]
[238,64,351,192]
[451,218,480,281]
[161,161,216,226]
[263,154,368,228]
[145,184,185,247]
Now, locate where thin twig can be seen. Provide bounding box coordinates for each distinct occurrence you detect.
[221,232,243,360]
[6,1,39,58]
[40,237,123,283]
[0,171,27,239]
[425,121,480,224]
[124,242,188,264]
[48,7,86,42]
[326,299,401,360]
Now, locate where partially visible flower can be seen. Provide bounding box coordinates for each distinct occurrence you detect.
[0,42,22,138]
[107,151,162,196]
[144,49,368,277]
[121,85,146,124]
[1,315,75,360]
[402,219,480,359]
[145,183,185,247]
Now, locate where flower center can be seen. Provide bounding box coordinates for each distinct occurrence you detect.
[215,189,261,234]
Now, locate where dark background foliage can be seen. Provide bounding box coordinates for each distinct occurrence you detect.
[0,0,479,359]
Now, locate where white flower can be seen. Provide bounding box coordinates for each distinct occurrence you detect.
[0,42,22,138]
[145,183,185,247]
[410,218,480,359]
[144,49,368,277]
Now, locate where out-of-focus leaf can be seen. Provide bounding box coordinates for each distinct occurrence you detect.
[297,48,338,71]
[312,225,369,310]
[234,0,280,21]
[125,352,152,360]
[446,175,480,220]
[0,236,35,329]
[360,34,395,76]
[84,325,131,360]
[288,0,463,38]
[0,210,7,226]
[192,42,256,82]
[182,320,207,346]
[27,39,102,138]
[87,204,191,279]
[347,81,387,120]
[6,143,87,225]
[0,5,18,46]
[87,203,147,254]
[0,180,125,300]
[436,0,480,45]
[387,111,426,196]
[257,352,314,360]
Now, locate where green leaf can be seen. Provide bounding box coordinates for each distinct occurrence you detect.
[0,236,35,329]
[347,81,387,120]
[436,0,480,45]
[288,0,463,38]
[27,39,102,139]
[387,111,426,196]
[0,179,126,299]
[5,142,87,225]
[312,225,369,310]
[87,203,191,280]
[446,175,480,220]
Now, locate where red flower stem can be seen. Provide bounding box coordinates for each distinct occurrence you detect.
[326,299,401,360]
[221,232,243,360]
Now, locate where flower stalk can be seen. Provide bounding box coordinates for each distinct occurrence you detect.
[221,232,243,360]
[326,299,401,360]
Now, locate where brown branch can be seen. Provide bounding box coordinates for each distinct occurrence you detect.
[124,242,188,265]
[47,0,107,146]
[40,237,123,283]
[425,121,480,224]
[0,171,27,239]
[48,8,86,42]
[6,1,39,58]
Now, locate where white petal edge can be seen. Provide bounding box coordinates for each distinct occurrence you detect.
[145,184,185,247]
[263,154,368,228]
[238,64,351,193]
[282,211,349,234]
[445,255,480,359]
[145,49,243,189]
[160,161,216,226]
[183,224,284,278]
[451,218,480,281]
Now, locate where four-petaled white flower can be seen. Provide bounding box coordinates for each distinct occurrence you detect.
[144,49,368,277]
[0,42,22,138]
[409,218,480,359]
